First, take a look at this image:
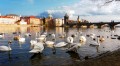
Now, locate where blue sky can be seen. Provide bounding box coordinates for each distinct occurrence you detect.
[0,0,79,16]
[0,0,120,22]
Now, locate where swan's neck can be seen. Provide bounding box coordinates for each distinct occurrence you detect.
[97,38,100,45]
[8,44,11,50]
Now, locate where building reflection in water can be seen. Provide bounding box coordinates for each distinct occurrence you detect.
[56,27,64,34]
[0,26,17,33]
[29,27,41,33]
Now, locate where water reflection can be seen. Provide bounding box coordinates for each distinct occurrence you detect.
[56,27,64,34]
[66,51,80,60]
[0,26,120,66]
[18,27,27,33]
[0,26,17,33]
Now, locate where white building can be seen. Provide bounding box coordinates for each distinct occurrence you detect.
[54,18,64,27]
[0,16,16,24]
[0,14,21,24]
[19,19,27,25]
[6,14,20,22]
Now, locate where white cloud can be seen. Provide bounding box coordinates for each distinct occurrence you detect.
[39,10,75,19]
[39,0,120,22]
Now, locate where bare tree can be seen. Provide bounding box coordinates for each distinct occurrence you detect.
[90,0,120,8]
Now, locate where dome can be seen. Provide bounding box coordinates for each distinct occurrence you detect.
[48,14,53,18]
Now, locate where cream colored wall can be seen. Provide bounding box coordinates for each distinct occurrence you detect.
[54,19,64,27]
[30,18,41,25]
[0,18,16,24]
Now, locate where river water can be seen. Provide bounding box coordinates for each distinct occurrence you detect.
[0,26,120,66]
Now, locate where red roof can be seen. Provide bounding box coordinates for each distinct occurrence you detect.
[29,16,36,18]
[0,16,13,18]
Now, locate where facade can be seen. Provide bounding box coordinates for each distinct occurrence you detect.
[16,19,27,25]
[6,14,20,22]
[43,14,55,27]
[29,16,41,25]
[0,16,16,24]
[54,18,64,27]
[21,16,41,25]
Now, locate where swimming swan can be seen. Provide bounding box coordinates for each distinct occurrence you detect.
[0,41,12,51]
[67,36,73,44]
[54,42,68,47]
[29,42,44,53]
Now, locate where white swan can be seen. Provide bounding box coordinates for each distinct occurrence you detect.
[89,37,100,53]
[36,35,46,42]
[51,33,55,38]
[43,32,47,35]
[30,40,37,46]
[30,32,39,46]
[59,33,66,38]
[18,35,25,43]
[36,32,47,42]
[0,41,12,51]
[67,43,82,52]
[0,33,4,39]
[25,33,31,37]
[79,36,86,44]
[51,33,55,40]
[54,42,68,48]
[67,36,73,44]
[29,42,44,53]
[89,38,100,46]
[71,32,79,38]
[89,33,96,39]
[45,41,55,48]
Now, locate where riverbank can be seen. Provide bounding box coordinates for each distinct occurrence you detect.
[68,49,120,66]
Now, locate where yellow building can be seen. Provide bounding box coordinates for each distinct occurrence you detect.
[21,16,42,25]
[54,18,64,27]
[29,16,41,25]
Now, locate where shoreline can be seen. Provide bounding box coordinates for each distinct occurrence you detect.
[0,24,39,27]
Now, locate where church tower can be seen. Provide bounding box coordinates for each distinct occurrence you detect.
[77,15,80,23]
[64,13,69,25]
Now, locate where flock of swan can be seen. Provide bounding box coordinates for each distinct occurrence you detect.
[0,31,105,54]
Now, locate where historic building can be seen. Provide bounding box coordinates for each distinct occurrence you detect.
[43,14,54,27]
[64,13,69,25]
[21,16,41,25]
[16,19,27,25]
[54,18,64,27]
[0,16,17,24]
[77,16,81,23]
[6,14,21,22]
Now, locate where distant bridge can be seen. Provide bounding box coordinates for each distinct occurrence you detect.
[67,22,120,28]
